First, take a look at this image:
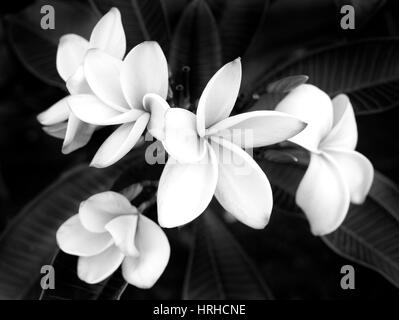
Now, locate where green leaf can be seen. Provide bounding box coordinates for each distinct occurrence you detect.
[90,0,170,52]
[206,0,270,62]
[6,0,98,89]
[0,151,144,299]
[241,39,399,115]
[169,0,222,103]
[183,211,274,299]
[259,157,399,288]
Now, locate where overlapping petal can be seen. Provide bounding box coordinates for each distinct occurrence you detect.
[42,122,68,139]
[143,93,170,140]
[197,58,242,136]
[105,215,139,257]
[122,215,170,288]
[66,66,92,95]
[210,138,273,229]
[61,113,96,154]
[37,97,70,126]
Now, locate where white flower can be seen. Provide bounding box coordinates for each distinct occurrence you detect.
[56,191,170,288]
[275,84,374,235]
[37,7,126,154]
[157,59,306,229]
[67,41,169,168]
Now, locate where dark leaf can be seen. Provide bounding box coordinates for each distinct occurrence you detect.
[90,0,170,52]
[242,39,399,115]
[161,0,190,32]
[267,75,309,93]
[6,0,98,89]
[169,0,222,103]
[0,151,144,299]
[183,211,273,299]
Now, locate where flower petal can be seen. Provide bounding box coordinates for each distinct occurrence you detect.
[121,41,168,109]
[143,93,170,140]
[157,143,218,228]
[320,94,358,150]
[90,113,149,168]
[275,84,333,152]
[105,215,139,257]
[210,137,272,229]
[89,7,126,59]
[56,34,89,81]
[122,215,170,288]
[66,66,92,95]
[324,148,374,204]
[162,108,206,163]
[296,152,350,235]
[78,245,124,284]
[207,110,306,148]
[37,97,70,126]
[68,94,144,125]
[79,191,138,233]
[42,122,67,139]
[62,113,96,154]
[197,58,242,136]
[56,215,113,257]
[84,49,130,112]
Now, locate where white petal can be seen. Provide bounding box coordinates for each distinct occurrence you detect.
[105,215,139,257]
[157,143,218,228]
[121,41,168,109]
[42,122,67,139]
[210,138,272,229]
[162,108,206,163]
[68,94,144,125]
[122,215,170,288]
[78,245,124,284]
[197,58,242,136]
[56,34,89,81]
[90,113,150,168]
[321,94,358,150]
[37,97,70,126]
[84,49,129,111]
[207,110,306,148]
[296,152,350,235]
[143,93,170,140]
[275,84,333,152]
[66,66,92,95]
[79,191,138,233]
[324,148,374,204]
[89,7,126,59]
[56,215,113,257]
[62,113,96,154]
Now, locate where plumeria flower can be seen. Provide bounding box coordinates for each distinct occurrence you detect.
[37,8,126,154]
[67,41,169,168]
[56,191,170,288]
[157,59,306,229]
[275,84,374,235]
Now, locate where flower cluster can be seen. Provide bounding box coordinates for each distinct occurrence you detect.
[40,8,373,288]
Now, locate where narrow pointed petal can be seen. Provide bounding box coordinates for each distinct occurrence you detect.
[321,94,358,150]
[84,49,130,111]
[207,110,306,148]
[296,152,350,235]
[56,34,89,81]
[197,58,242,136]
[324,148,374,204]
[62,113,96,154]
[122,215,170,288]
[210,138,272,229]
[105,215,139,257]
[143,93,170,140]
[56,215,113,257]
[90,113,150,168]
[79,191,138,233]
[275,84,333,152]
[66,66,92,95]
[157,144,218,228]
[121,41,168,109]
[162,108,206,163]
[78,245,124,284]
[89,7,126,59]
[37,97,70,126]
[42,122,67,139]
